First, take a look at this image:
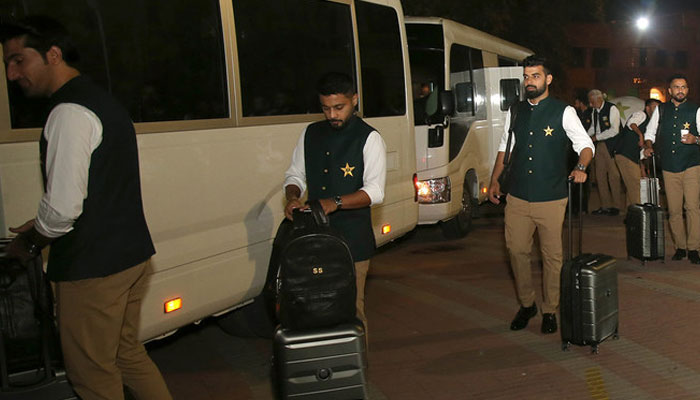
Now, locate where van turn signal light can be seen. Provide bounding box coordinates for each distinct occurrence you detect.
[164,298,182,313]
[382,224,391,235]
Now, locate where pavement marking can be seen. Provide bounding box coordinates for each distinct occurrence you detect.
[585,367,610,400]
[375,278,653,400]
[402,272,700,399]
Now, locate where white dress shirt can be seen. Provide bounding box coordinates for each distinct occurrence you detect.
[625,110,646,128]
[35,103,103,238]
[644,105,700,143]
[586,103,620,140]
[498,101,595,156]
[284,127,387,205]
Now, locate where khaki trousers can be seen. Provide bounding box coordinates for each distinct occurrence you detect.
[56,262,172,400]
[355,260,370,335]
[595,142,624,209]
[615,155,641,207]
[505,195,568,314]
[663,165,700,251]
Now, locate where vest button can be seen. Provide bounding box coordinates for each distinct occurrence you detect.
[528,157,532,161]
[324,169,328,173]
[529,132,533,135]
[326,151,330,156]
[529,144,533,148]
[673,141,676,145]
[672,150,676,154]
[322,186,327,190]
[528,170,533,174]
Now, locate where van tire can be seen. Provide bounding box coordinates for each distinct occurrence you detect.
[441,175,474,239]
[216,295,275,338]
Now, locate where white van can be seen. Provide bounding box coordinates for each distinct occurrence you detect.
[0,0,417,341]
[406,17,533,238]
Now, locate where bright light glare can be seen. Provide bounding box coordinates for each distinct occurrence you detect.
[636,17,650,31]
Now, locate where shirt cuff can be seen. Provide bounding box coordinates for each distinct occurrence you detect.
[35,197,75,238]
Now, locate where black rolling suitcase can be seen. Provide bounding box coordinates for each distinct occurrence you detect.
[277,201,356,331]
[626,154,664,265]
[560,181,619,354]
[0,240,76,400]
[273,322,368,399]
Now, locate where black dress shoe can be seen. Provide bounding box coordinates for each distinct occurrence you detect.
[606,208,620,216]
[592,208,607,215]
[510,304,537,331]
[672,249,687,260]
[689,250,700,264]
[541,313,557,334]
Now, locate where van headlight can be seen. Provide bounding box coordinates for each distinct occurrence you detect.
[415,177,451,204]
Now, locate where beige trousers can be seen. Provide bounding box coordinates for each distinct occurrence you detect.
[504,195,568,314]
[615,155,641,207]
[355,260,370,334]
[595,142,624,209]
[56,262,172,400]
[663,165,700,251]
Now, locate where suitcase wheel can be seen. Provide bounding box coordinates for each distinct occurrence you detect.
[591,344,599,355]
[561,342,571,352]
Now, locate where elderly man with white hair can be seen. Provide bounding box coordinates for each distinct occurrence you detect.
[582,89,623,216]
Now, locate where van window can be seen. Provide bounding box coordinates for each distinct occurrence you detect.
[3,0,228,128]
[406,23,444,126]
[356,1,406,118]
[234,0,355,117]
[500,79,520,111]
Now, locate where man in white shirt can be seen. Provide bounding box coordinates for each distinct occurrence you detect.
[488,56,594,335]
[284,72,386,336]
[3,17,171,399]
[584,89,623,216]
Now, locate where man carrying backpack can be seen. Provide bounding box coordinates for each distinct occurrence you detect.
[283,72,387,334]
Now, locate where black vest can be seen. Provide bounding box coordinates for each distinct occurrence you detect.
[40,76,155,281]
[656,101,700,173]
[304,116,375,261]
[510,97,571,202]
[583,101,620,157]
[616,112,651,163]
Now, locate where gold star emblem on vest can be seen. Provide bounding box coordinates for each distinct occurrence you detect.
[340,163,355,177]
[544,126,553,136]
[684,122,691,130]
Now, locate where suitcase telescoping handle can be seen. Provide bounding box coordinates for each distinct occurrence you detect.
[648,153,659,206]
[567,177,583,261]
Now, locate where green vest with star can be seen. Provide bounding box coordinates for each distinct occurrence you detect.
[509,97,570,202]
[656,101,700,173]
[305,115,376,261]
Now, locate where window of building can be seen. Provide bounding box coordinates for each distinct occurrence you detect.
[500,79,520,111]
[356,2,406,117]
[639,48,647,67]
[571,47,586,68]
[234,0,355,117]
[655,50,667,67]
[674,51,688,69]
[4,0,228,128]
[591,48,609,68]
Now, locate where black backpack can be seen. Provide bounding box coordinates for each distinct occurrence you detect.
[277,201,356,330]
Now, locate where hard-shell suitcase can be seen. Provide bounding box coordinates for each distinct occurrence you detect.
[626,154,665,264]
[560,181,619,354]
[0,240,77,399]
[278,201,356,331]
[273,322,368,400]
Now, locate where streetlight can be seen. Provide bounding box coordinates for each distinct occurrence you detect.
[636,16,650,31]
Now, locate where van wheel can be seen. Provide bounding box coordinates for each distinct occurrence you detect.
[217,295,275,338]
[441,176,474,239]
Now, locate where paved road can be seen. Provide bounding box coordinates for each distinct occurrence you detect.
[148,204,700,399]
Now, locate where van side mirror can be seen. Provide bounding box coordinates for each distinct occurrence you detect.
[439,90,455,116]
